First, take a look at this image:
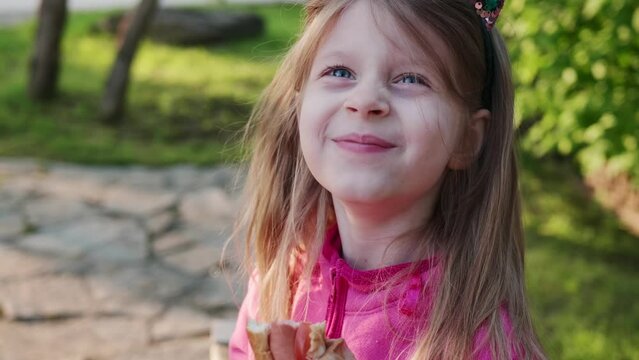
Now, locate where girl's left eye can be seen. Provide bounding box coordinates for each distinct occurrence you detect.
[331,68,353,78]
[322,65,355,79]
[396,73,429,86]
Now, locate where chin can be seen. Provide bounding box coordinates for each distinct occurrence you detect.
[327,183,392,205]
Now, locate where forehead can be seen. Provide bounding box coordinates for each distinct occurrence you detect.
[314,0,450,68]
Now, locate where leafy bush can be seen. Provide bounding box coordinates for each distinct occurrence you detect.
[503,0,639,184]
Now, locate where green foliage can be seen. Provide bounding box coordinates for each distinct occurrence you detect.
[0,4,302,165]
[503,0,639,184]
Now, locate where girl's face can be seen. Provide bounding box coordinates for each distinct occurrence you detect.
[299,0,464,210]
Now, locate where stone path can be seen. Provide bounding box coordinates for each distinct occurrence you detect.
[0,158,247,360]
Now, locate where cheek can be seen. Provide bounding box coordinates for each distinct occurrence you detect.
[298,98,319,151]
[408,101,462,154]
[298,88,340,149]
[399,105,463,177]
[298,88,320,132]
[298,92,328,175]
[435,100,465,145]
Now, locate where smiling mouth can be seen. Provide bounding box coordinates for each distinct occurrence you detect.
[332,134,397,153]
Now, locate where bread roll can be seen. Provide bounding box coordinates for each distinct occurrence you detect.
[246,320,274,360]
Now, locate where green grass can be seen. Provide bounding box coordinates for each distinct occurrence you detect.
[0,4,638,359]
[0,3,303,165]
[520,152,639,359]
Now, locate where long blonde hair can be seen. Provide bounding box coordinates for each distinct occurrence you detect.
[233,0,546,359]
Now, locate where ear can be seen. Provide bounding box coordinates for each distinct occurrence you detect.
[447,109,489,170]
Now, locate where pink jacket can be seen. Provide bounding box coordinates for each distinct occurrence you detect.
[229,227,516,359]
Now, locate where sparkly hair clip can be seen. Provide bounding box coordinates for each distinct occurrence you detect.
[473,0,505,30]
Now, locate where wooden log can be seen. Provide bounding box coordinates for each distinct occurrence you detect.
[93,9,264,46]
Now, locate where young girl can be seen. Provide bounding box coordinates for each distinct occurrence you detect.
[228,0,546,359]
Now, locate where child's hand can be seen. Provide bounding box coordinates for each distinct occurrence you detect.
[247,319,356,360]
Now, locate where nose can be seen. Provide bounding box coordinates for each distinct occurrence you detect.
[344,83,390,118]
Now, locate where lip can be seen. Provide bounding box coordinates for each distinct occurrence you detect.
[332,133,397,153]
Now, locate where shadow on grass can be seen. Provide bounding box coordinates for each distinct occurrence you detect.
[0,60,251,165]
[521,151,639,266]
[125,82,252,143]
[520,151,639,360]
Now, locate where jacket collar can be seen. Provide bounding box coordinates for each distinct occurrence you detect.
[320,225,439,292]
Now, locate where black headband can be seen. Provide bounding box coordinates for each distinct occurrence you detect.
[471,0,505,110]
[480,24,495,110]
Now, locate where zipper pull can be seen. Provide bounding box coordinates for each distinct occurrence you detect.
[328,267,337,301]
[325,266,348,339]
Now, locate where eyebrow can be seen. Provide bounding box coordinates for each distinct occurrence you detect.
[315,49,352,61]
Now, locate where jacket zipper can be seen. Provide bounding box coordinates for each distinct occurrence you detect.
[325,265,349,339]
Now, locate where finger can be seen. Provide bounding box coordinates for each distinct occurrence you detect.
[269,321,298,359]
[295,322,312,359]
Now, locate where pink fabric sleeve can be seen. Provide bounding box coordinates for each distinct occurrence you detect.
[228,273,260,360]
[473,306,521,360]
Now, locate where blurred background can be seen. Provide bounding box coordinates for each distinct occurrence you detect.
[0,0,637,359]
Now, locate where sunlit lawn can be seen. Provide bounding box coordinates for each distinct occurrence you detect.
[0,3,302,165]
[520,152,639,359]
[0,4,637,359]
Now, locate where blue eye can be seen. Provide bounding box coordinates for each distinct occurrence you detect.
[332,69,351,78]
[398,73,428,86]
[324,66,355,79]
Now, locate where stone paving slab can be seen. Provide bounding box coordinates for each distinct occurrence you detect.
[102,186,178,217]
[110,338,211,360]
[0,244,59,280]
[87,263,199,303]
[151,307,211,342]
[0,158,245,359]
[0,158,41,175]
[153,230,197,255]
[146,211,176,236]
[161,241,222,276]
[180,187,239,232]
[0,214,24,242]
[0,274,94,321]
[24,196,96,228]
[0,190,27,214]
[186,275,242,314]
[9,176,106,203]
[0,317,149,360]
[18,216,148,263]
